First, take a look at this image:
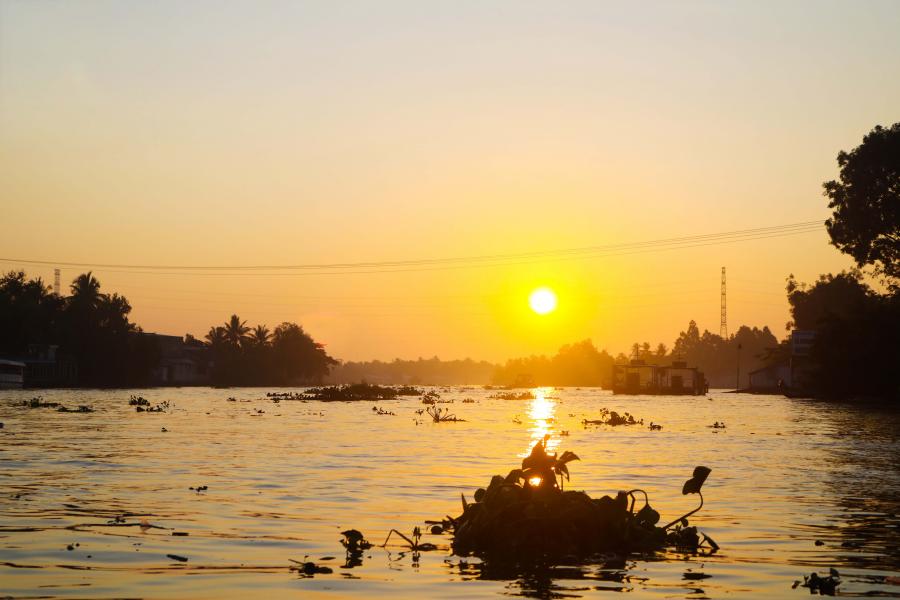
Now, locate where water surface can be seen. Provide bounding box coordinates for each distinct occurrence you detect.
[1,387,898,598]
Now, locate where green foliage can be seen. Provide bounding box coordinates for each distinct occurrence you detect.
[824,123,900,283]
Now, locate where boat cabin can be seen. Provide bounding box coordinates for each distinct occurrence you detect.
[0,359,26,389]
[612,359,707,395]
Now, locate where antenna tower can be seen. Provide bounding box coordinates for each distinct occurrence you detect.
[720,267,727,339]
[54,268,61,295]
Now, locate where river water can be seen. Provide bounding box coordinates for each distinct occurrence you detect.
[1,387,898,598]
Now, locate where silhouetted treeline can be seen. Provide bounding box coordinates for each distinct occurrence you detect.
[327,356,495,385]
[781,271,899,400]
[0,271,158,386]
[205,315,337,386]
[786,122,899,400]
[0,271,337,388]
[665,321,778,388]
[492,340,615,387]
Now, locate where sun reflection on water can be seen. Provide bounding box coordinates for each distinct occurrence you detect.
[521,387,559,457]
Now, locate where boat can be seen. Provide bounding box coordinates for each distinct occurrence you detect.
[611,359,708,395]
[0,359,26,389]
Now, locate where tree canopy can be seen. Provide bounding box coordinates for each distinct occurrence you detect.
[824,123,900,283]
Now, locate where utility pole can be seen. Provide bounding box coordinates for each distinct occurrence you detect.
[736,343,742,390]
[720,267,727,339]
[54,268,61,295]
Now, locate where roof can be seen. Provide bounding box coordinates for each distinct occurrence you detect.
[0,359,27,367]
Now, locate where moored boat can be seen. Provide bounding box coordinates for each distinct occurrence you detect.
[0,359,26,389]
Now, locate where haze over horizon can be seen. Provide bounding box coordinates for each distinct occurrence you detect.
[2,0,898,362]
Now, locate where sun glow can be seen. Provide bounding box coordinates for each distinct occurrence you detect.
[529,288,557,315]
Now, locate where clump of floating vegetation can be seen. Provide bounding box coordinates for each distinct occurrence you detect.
[793,568,841,595]
[21,397,93,413]
[267,391,305,401]
[136,400,169,413]
[58,405,94,413]
[21,397,60,409]
[426,406,465,422]
[441,437,716,560]
[302,383,401,401]
[582,408,643,427]
[128,395,150,406]
[421,390,440,404]
[394,386,423,396]
[489,391,535,400]
[289,559,333,576]
[381,526,438,552]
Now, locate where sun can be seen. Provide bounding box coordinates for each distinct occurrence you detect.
[529,287,557,315]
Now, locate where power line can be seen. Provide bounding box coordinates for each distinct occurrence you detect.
[0,220,824,276]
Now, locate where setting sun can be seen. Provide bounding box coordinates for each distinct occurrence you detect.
[529,288,558,315]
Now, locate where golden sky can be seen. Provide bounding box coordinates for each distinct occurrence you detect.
[2,1,898,361]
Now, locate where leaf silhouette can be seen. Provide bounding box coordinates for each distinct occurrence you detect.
[636,503,660,525]
[682,466,712,495]
[557,451,580,465]
[505,469,524,484]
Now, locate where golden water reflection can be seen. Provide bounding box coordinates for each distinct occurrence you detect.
[522,387,559,457]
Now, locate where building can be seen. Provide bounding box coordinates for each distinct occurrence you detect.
[145,334,211,386]
[612,359,707,395]
[23,344,78,387]
[747,364,792,393]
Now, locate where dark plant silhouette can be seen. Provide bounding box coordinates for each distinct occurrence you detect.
[824,122,900,284]
[223,314,250,348]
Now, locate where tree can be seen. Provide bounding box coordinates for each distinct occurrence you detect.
[223,314,249,348]
[655,343,668,358]
[69,272,102,310]
[786,270,871,330]
[672,320,701,357]
[0,271,64,356]
[271,322,337,384]
[205,326,227,349]
[248,324,271,348]
[824,123,900,282]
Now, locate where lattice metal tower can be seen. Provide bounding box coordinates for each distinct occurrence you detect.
[54,268,61,295]
[720,267,727,339]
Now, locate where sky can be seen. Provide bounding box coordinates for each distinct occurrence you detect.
[1,1,899,362]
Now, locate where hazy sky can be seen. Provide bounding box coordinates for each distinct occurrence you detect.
[2,1,898,361]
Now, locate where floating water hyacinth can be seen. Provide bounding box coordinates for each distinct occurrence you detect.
[443,437,717,560]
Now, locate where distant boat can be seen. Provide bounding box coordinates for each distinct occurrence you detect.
[611,359,708,395]
[0,359,26,390]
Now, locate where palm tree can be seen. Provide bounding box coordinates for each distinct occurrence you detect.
[223,314,249,348]
[248,324,271,348]
[70,272,102,309]
[205,326,227,349]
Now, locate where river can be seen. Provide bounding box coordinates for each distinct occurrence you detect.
[1,387,898,598]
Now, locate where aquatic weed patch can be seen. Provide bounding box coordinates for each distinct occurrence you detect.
[582,408,643,427]
[489,391,536,400]
[302,383,401,401]
[442,438,716,561]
